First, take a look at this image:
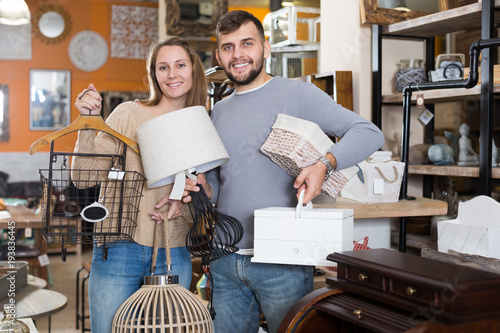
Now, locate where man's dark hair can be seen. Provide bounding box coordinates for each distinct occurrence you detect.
[216,10,265,45]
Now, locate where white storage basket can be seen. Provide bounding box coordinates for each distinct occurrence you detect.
[261,113,358,199]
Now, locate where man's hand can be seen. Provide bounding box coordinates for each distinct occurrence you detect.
[294,153,337,204]
[155,173,213,218]
[182,173,213,204]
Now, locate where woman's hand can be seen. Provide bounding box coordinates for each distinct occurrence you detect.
[154,199,184,220]
[149,211,164,224]
[75,83,102,116]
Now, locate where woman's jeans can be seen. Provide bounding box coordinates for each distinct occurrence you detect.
[210,253,314,333]
[88,242,192,332]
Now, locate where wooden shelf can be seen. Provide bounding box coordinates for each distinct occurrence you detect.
[409,164,500,179]
[314,197,447,219]
[382,1,500,38]
[382,83,500,104]
[391,231,436,250]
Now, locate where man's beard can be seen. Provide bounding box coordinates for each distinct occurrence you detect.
[223,55,264,86]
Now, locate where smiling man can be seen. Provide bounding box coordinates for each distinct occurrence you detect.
[189,10,384,333]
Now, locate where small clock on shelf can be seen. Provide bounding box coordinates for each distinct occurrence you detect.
[429,53,465,82]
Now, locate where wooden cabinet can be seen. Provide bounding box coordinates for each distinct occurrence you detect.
[278,249,500,333]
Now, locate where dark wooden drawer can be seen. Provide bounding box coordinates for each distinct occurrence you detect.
[344,264,385,291]
[314,292,421,333]
[389,277,439,306]
[328,249,500,324]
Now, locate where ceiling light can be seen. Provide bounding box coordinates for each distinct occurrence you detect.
[281,2,294,7]
[0,0,31,26]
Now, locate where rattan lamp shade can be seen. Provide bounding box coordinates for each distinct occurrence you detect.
[112,220,213,332]
[137,106,229,199]
[112,279,213,332]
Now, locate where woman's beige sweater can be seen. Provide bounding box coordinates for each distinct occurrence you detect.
[71,101,190,248]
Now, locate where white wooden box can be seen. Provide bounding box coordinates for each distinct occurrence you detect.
[252,202,353,266]
[438,195,500,259]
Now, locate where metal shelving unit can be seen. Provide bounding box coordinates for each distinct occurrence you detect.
[371,0,499,251]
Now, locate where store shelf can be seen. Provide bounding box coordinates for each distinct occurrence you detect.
[382,0,500,37]
[382,83,500,104]
[391,231,436,250]
[409,164,500,179]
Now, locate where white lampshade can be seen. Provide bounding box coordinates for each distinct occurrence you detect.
[137,106,229,199]
[0,0,30,25]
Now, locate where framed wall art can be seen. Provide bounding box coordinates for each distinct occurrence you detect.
[30,69,71,131]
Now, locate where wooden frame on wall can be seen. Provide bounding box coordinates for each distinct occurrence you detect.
[360,0,431,25]
[0,85,9,142]
[166,0,227,37]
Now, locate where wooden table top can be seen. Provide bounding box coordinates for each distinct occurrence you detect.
[0,276,67,320]
[314,197,448,219]
[0,205,42,229]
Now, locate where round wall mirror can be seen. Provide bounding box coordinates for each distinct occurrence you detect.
[33,5,72,44]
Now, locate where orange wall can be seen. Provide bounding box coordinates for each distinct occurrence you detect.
[0,0,155,154]
[0,2,268,154]
[228,6,270,24]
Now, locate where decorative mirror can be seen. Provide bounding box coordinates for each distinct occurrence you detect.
[0,85,9,142]
[29,69,71,131]
[33,5,72,44]
[166,0,227,37]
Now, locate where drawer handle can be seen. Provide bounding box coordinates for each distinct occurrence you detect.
[406,286,417,296]
[358,273,368,282]
[353,309,363,319]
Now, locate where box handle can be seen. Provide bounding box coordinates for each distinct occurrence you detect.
[295,189,313,219]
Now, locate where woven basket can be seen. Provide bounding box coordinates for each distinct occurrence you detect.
[261,114,356,198]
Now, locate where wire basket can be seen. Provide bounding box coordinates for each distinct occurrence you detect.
[39,150,146,260]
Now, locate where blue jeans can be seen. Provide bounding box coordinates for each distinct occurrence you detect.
[210,254,314,333]
[88,242,192,332]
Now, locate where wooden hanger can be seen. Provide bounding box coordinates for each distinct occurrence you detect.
[29,114,140,155]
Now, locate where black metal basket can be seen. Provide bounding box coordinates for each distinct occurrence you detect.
[39,149,146,260]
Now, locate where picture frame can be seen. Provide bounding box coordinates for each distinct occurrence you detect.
[360,0,431,25]
[0,84,9,142]
[29,69,71,131]
[100,90,148,120]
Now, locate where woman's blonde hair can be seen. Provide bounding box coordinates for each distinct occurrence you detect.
[140,36,207,107]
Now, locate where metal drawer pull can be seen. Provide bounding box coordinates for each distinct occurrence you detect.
[358,273,368,282]
[353,309,363,319]
[406,286,417,296]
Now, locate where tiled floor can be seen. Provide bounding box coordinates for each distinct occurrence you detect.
[35,246,93,333]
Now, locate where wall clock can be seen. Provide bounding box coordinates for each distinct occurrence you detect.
[68,30,108,72]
